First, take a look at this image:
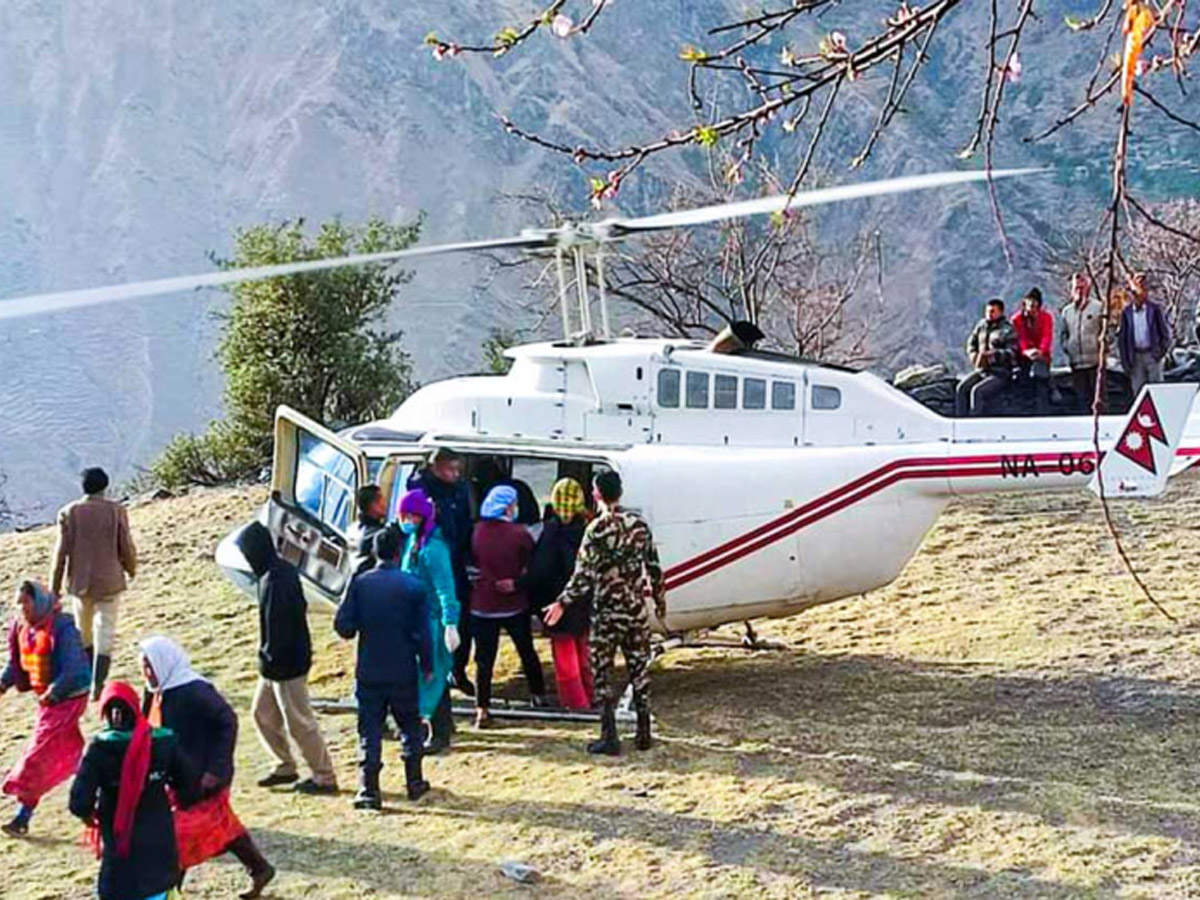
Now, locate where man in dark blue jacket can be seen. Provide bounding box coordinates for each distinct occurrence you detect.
[334,527,434,810]
[1118,272,1173,395]
[408,449,475,696]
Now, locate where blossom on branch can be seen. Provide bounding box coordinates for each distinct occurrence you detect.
[551,14,574,38]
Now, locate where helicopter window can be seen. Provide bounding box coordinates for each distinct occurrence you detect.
[685,371,710,409]
[743,378,767,410]
[714,375,738,409]
[656,369,680,408]
[812,385,842,410]
[771,381,796,410]
[294,433,358,535]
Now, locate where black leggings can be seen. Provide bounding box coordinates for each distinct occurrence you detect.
[472,613,546,708]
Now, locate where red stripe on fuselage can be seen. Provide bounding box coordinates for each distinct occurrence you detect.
[663,453,1090,592]
[664,452,1071,585]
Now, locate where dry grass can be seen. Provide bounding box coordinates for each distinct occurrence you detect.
[1,477,1199,899]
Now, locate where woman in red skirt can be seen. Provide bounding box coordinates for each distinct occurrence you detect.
[140,635,275,899]
[0,580,91,836]
[520,479,594,710]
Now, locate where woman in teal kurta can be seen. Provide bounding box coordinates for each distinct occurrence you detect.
[398,489,461,752]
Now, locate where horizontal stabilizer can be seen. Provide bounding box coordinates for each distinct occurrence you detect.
[1090,383,1199,498]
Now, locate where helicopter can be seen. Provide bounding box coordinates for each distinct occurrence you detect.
[3,169,1198,641]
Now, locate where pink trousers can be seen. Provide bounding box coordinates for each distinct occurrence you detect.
[551,633,594,711]
[3,694,87,808]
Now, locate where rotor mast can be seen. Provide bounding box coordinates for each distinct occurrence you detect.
[545,224,614,343]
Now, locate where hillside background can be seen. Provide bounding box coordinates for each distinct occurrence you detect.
[1,0,1197,524]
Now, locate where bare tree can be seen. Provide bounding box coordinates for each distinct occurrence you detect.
[1127,200,1200,344]
[429,1,1199,294]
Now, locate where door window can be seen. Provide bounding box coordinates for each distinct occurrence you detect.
[295,433,359,534]
[812,385,842,410]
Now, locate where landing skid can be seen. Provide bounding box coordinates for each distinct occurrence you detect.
[311,695,636,724]
[656,621,788,655]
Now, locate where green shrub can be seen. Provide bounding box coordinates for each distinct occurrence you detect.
[152,216,421,490]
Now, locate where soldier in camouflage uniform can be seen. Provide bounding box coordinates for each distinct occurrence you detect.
[545,471,665,755]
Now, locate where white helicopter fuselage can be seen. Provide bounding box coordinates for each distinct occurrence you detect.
[218,337,1200,633]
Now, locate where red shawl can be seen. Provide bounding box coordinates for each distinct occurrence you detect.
[96,681,152,858]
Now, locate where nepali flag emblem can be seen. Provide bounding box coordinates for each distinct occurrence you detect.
[1115,393,1168,474]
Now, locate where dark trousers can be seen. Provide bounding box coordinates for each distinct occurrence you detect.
[355,682,422,778]
[472,613,546,708]
[1071,366,1099,414]
[1017,358,1050,414]
[955,371,1009,417]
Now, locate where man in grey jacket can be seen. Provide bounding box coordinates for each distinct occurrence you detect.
[1059,272,1105,413]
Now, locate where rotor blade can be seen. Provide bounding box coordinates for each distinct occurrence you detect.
[603,168,1048,234]
[0,233,548,322]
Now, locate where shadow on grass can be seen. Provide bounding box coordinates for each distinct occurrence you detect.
[413,788,1117,899]
[436,648,1200,851]
[649,650,1200,847]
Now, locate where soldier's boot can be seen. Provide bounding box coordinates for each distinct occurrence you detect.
[91,654,112,702]
[405,755,431,801]
[354,769,382,811]
[634,699,653,752]
[587,702,621,756]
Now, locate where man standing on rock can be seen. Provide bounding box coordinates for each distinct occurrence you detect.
[50,467,137,700]
[1119,271,1173,395]
[544,471,665,757]
[1059,271,1105,413]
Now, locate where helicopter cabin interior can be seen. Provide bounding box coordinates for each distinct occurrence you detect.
[265,406,614,608]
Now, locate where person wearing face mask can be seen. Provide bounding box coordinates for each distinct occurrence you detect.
[397,490,461,753]
[469,485,546,729]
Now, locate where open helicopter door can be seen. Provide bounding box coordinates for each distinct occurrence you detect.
[267,406,369,606]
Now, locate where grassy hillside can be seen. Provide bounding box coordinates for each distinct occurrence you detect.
[1,478,1199,898]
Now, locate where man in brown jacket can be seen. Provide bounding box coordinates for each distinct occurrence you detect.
[50,467,137,699]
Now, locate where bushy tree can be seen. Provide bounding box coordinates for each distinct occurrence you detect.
[481,327,521,374]
[154,216,421,489]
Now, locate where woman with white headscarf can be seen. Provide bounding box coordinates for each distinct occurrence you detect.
[140,636,275,899]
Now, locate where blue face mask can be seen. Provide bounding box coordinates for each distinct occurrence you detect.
[400,521,418,535]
